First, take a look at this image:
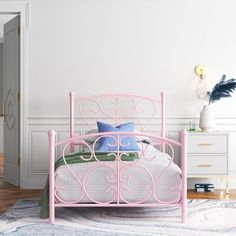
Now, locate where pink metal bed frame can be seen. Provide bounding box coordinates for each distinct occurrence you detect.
[48,92,188,224]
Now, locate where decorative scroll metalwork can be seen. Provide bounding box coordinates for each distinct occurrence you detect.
[54,133,182,205]
[77,94,161,131]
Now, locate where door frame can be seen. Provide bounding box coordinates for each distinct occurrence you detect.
[0,1,29,187]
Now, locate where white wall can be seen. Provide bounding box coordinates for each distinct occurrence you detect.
[28,0,236,118]
[22,0,236,188]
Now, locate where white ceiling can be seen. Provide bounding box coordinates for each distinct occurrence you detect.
[0,15,17,41]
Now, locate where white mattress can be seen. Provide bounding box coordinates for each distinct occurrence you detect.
[55,144,182,204]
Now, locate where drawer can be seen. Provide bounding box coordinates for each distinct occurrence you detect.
[187,156,227,175]
[188,135,227,154]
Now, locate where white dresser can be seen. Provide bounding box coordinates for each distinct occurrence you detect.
[187,131,229,193]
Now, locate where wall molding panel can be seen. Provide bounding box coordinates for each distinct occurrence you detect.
[23,116,236,189]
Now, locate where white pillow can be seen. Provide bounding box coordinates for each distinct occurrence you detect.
[135,130,151,143]
[84,129,99,143]
[137,142,171,160]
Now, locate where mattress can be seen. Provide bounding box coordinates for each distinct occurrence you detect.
[55,144,182,204]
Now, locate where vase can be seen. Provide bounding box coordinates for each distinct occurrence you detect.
[199,105,215,131]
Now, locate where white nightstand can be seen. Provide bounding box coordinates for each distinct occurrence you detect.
[187,131,229,194]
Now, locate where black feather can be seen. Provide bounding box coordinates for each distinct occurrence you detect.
[208,74,236,104]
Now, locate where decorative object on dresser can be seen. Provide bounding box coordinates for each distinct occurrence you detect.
[199,74,236,131]
[186,131,229,194]
[199,105,215,132]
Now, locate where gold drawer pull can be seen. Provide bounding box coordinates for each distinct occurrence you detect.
[198,143,213,146]
[197,164,214,167]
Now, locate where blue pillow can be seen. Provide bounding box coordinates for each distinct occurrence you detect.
[96,121,140,152]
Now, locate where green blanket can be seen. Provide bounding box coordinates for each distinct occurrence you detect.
[40,151,138,218]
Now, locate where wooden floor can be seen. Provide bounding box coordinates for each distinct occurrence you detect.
[187,189,236,199]
[0,178,42,214]
[0,177,236,215]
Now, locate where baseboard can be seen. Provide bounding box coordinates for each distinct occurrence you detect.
[21,174,47,189]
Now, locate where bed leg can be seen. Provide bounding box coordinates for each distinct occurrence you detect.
[180,130,188,223]
[49,205,55,224]
[181,201,186,223]
[49,130,56,224]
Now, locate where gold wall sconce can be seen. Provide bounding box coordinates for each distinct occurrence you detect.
[195,64,206,79]
[195,64,208,99]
